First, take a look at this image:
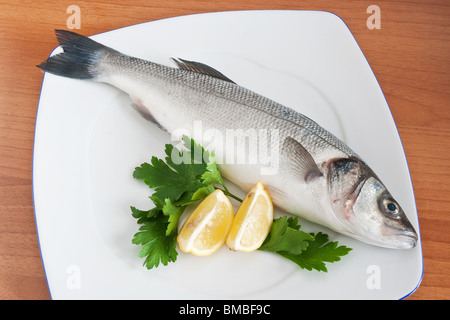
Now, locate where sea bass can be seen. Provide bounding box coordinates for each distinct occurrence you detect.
[38,30,418,249]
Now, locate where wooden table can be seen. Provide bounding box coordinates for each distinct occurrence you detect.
[0,0,448,300]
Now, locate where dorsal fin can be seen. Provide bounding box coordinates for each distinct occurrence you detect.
[170,58,235,83]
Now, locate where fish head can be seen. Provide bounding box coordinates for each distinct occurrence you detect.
[328,158,418,249]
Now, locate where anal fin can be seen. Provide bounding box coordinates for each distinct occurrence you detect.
[130,99,167,133]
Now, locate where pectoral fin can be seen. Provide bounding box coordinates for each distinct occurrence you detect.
[282,137,323,183]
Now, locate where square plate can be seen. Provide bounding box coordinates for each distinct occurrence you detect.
[33,10,422,299]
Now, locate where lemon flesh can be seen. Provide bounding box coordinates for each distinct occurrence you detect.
[177,189,234,256]
[226,182,273,252]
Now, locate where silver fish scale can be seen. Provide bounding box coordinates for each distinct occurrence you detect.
[173,63,358,159]
[101,53,359,160]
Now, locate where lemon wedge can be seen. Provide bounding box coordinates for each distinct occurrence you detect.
[226,182,273,252]
[177,189,234,256]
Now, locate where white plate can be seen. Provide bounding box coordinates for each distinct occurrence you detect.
[33,10,423,299]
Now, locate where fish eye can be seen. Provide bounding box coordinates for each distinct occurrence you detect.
[383,199,399,215]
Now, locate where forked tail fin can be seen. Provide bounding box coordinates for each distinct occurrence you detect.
[37,30,110,79]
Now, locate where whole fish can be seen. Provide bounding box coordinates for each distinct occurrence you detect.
[38,30,418,249]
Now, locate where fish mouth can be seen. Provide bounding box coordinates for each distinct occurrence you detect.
[382,228,418,249]
[399,232,418,249]
[382,205,419,249]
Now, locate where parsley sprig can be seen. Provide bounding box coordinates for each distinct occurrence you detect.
[131,136,351,272]
[131,136,234,269]
[259,216,352,272]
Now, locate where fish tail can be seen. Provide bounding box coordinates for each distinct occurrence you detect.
[37,30,109,79]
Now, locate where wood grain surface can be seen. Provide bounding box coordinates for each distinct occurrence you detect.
[0,0,448,300]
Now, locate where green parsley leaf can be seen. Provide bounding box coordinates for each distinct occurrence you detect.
[201,153,224,186]
[259,216,314,255]
[279,232,352,272]
[201,152,243,202]
[130,195,163,224]
[133,136,219,205]
[133,156,204,203]
[131,215,178,269]
[130,206,159,222]
[259,217,352,272]
[164,143,207,183]
[162,198,185,236]
[191,184,216,201]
